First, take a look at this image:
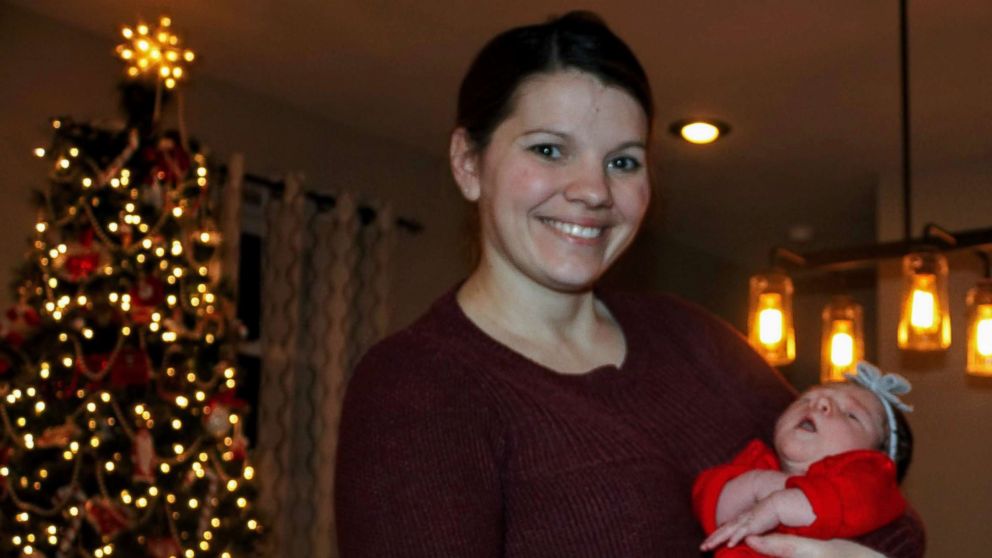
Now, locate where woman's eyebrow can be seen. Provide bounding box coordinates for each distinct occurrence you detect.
[613,140,646,151]
[521,128,570,139]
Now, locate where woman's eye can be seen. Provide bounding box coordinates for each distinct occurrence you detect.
[607,156,641,172]
[529,144,562,160]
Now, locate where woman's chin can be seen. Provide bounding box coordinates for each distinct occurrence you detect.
[538,268,605,293]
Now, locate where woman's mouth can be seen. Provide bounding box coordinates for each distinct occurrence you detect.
[540,218,605,240]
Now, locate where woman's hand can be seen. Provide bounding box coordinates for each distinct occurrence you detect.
[745,534,885,558]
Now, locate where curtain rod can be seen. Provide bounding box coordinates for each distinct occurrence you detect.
[238,171,423,234]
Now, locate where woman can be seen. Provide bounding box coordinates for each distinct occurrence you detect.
[335,12,924,557]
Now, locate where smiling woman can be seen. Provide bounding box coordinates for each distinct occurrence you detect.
[333,11,924,558]
[451,70,650,313]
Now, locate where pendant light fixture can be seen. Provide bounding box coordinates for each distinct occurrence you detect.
[966,254,992,375]
[747,270,795,366]
[821,296,865,382]
[897,251,951,350]
[744,0,992,372]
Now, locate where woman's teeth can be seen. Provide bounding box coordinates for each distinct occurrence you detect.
[543,218,604,239]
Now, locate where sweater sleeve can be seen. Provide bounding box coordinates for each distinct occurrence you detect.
[334,336,504,557]
[784,451,906,539]
[853,507,926,558]
[692,439,780,534]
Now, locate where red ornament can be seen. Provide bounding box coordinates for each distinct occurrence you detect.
[110,347,150,388]
[206,388,247,411]
[128,276,165,325]
[144,136,190,184]
[84,497,133,537]
[131,428,157,483]
[37,420,80,448]
[204,389,247,438]
[0,304,41,347]
[146,536,182,558]
[64,252,100,280]
[78,347,150,390]
[56,227,104,281]
[230,423,248,461]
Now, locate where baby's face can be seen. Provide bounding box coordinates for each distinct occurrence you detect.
[773,383,887,474]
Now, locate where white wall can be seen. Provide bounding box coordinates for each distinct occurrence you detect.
[0,2,470,331]
[877,160,992,556]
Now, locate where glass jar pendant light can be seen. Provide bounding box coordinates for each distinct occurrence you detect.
[821,296,864,382]
[897,251,951,350]
[747,271,795,366]
[967,278,992,375]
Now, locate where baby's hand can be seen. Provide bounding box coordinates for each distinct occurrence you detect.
[701,488,816,552]
[701,495,782,551]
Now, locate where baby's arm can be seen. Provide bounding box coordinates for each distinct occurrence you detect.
[702,487,816,551]
[714,469,789,525]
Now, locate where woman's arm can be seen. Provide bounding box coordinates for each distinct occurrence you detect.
[746,534,885,558]
[334,344,504,557]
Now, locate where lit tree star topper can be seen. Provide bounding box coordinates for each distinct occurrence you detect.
[115,16,195,90]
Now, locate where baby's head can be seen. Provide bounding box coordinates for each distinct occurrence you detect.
[773,363,913,482]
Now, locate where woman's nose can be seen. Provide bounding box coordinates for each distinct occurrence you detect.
[564,167,613,208]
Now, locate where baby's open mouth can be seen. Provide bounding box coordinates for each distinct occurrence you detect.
[797,417,817,433]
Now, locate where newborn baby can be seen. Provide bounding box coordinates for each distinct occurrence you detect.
[693,362,913,557]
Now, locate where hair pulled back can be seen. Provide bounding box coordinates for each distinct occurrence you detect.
[456,11,653,151]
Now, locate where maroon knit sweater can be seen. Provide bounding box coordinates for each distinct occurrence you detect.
[335,289,925,557]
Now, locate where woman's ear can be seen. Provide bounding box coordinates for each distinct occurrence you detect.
[450,128,481,202]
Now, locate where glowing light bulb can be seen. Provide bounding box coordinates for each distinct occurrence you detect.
[910,289,936,330]
[758,301,784,346]
[681,122,720,144]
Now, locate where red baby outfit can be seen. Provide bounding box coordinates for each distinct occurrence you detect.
[693,439,906,557]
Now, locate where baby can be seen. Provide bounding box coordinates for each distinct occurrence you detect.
[693,361,913,557]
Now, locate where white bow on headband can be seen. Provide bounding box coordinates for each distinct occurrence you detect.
[844,361,913,460]
[844,361,913,413]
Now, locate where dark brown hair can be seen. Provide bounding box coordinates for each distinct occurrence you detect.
[456,11,653,151]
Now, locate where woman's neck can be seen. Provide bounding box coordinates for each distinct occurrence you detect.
[456,263,625,374]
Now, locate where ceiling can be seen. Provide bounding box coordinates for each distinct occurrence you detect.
[10,0,991,269]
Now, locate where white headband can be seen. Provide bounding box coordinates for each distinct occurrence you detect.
[844,361,913,460]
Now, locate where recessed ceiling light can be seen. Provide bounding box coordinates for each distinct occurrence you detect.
[669,119,730,145]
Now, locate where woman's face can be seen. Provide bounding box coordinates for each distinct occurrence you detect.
[452,70,650,293]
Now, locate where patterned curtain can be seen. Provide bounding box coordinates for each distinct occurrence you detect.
[252,174,395,557]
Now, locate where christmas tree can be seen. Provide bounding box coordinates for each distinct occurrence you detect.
[0,17,261,557]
